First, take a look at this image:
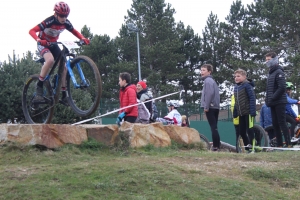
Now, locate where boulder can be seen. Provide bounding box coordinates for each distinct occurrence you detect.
[0,123,204,149]
[79,124,120,146]
[0,124,87,148]
[162,125,201,145]
[119,122,171,148]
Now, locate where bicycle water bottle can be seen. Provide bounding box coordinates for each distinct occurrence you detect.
[52,74,58,89]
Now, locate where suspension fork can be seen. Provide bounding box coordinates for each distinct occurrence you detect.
[66,58,89,88]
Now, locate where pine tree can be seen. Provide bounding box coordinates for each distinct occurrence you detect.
[123,0,184,98]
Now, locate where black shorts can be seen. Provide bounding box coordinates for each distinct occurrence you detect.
[37,44,61,61]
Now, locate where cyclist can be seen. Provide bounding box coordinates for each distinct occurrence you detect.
[285,82,300,140]
[156,100,182,126]
[29,1,90,105]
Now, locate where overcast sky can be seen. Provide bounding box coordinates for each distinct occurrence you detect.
[0,0,254,62]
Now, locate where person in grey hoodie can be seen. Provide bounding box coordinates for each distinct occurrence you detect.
[200,64,221,151]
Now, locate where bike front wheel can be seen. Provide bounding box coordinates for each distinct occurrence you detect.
[67,55,102,117]
[22,74,54,124]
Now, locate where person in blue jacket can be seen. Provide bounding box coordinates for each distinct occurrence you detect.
[285,82,300,139]
[260,104,274,141]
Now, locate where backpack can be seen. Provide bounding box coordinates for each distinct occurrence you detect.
[144,93,158,122]
[136,99,150,124]
[150,101,158,122]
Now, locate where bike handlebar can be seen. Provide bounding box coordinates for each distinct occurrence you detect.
[37,40,87,47]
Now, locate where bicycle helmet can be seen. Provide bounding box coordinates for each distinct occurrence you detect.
[286,82,295,90]
[167,100,180,108]
[54,2,70,16]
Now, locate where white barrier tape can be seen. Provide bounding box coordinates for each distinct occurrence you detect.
[242,146,300,151]
[72,91,180,125]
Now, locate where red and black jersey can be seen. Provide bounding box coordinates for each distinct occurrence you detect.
[37,15,74,42]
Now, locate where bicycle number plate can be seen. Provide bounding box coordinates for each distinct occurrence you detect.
[61,41,79,50]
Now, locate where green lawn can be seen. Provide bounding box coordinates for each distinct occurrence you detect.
[0,141,299,200]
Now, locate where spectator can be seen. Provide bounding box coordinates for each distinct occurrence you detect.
[260,103,274,141]
[156,100,182,126]
[181,115,190,127]
[137,81,152,115]
[200,64,221,151]
[233,69,256,152]
[265,52,290,147]
[116,72,138,125]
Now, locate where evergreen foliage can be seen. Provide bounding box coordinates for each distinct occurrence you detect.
[1,0,300,123]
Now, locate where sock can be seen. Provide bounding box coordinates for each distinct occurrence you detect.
[37,79,44,87]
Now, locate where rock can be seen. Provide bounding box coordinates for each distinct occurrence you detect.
[162,125,201,145]
[119,122,171,148]
[79,124,120,146]
[0,124,87,148]
[0,123,205,149]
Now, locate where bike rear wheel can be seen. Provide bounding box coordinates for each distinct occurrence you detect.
[67,55,102,117]
[22,74,54,124]
[200,134,210,150]
[253,124,269,149]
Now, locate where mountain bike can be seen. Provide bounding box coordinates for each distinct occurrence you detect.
[22,41,102,124]
[236,124,269,153]
[265,114,300,147]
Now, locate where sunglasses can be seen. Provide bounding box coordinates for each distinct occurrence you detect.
[57,14,68,18]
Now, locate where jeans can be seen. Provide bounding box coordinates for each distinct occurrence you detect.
[239,115,254,147]
[270,104,291,146]
[124,116,137,123]
[205,108,221,148]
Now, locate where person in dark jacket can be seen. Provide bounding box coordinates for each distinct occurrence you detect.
[117,72,138,125]
[200,64,221,151]
[233,69,256,151]
[265,52,290,147]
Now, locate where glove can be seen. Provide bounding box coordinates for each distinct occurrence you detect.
[81,38,90,45]
[295,117,299,122]
[37,39,48,46]
[116,112,126,126]
[118,112,126,120]
[116,118,121,126]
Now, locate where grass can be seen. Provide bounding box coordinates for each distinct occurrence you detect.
[0,140,299,200]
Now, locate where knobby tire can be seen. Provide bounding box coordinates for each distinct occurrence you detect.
[67,55,102,117]
[200,134,210,150]
[22,74,54,124]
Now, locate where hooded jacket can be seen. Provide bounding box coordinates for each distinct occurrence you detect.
[233,79,256,117]
[266,65,287,107]
[200,75,220,110]
[119,84,138,117]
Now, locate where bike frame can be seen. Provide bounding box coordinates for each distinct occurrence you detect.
[41,42,88,103]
